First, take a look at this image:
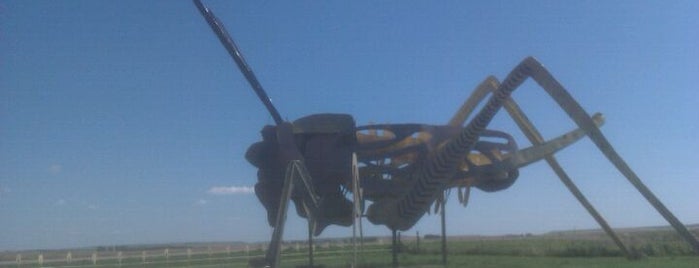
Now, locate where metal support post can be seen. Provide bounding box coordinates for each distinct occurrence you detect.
[440,192,447,266]
[391,229,398,268]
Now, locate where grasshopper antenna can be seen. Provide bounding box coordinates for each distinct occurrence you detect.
[193,0,284,125]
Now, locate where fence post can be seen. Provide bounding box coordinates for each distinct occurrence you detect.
[15,254,21,267]
[207,246,212,264]
[164,248,169,264]
[38,254,43,267]
[92,252,97,265]
[66,252,72,264]
[141,251,146,264]
[118,251,123,267]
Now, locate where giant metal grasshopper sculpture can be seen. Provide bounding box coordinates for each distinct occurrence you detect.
[193,1,698,266]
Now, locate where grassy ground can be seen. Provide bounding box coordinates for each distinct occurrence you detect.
[2,247,697,267]
[2,226,697,267]
[274,235,699,268]
[270,241,699,268]
[345,253,699,268]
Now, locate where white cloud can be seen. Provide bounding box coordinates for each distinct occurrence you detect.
[207,186,254,195]
[196,199,208,205]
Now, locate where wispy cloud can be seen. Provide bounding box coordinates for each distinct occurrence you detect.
[207,186,255,195]
[196,199,208,205]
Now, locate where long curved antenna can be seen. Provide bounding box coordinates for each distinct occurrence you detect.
[193,0,284,125]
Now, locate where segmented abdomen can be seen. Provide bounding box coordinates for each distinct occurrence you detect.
[367,59,533,230]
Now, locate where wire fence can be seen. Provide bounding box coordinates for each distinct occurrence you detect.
[1,246,251,268]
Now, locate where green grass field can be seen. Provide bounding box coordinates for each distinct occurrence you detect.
[2,226,698,267]
[3,241,696,268]
[273,237,699,268]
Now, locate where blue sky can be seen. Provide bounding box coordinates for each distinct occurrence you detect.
[1,0,697,250]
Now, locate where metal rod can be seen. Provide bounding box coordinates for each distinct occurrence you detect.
[505,99,633,258]
[521,58,699,254]
[465,77,635,259]
[440,192,447,266]
[416,231,420,253]
[265,162,297,267]
[308,219,314,267]
[352,153,360,266]
[353,211,357,265]
[192,0,284,125]
[391,229,398,268]
[359,190,365,255]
